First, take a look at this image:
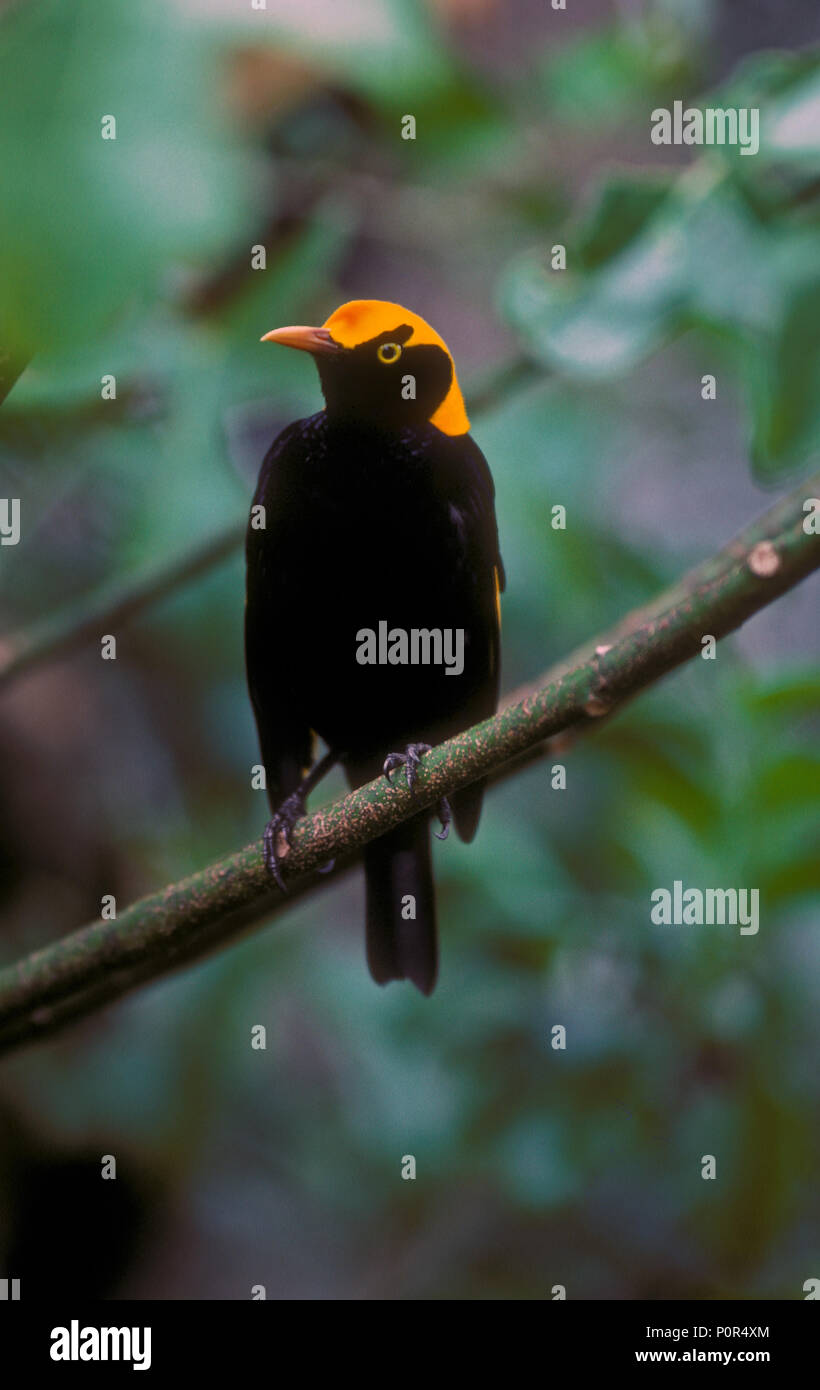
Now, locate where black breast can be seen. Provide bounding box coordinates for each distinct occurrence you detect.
[253,414,494,773]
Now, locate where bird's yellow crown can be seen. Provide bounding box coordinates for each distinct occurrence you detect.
[322,299,470,437]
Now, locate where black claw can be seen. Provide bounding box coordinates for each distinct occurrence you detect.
[317,857,336,875]
[380,743,450,843]
[262,791,306,892]
[405,743,430,790]
[434,795,452,841]
[382,752,403,787]
[383,742,432,792]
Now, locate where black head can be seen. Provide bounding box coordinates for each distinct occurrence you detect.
[261,299,470,436]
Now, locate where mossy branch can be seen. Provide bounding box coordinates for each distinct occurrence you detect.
[0,472,817,1054]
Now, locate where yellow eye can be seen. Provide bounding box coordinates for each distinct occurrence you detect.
[377,342,402,364]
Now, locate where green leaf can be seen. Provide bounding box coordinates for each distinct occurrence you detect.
[502,151,820,478]
[766,68,820,165]
[752,753,820,813]
[500,222,684,377]
[0,0,253,356]
[537,23,689,127]
[742,282,820,479]
[575,176,672,271]
[740,668,820,718]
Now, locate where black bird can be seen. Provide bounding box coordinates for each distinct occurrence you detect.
[245,299,504,994]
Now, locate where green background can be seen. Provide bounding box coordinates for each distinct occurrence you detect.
[0,0,818,1299]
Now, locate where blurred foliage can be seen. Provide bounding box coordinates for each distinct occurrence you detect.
[0,0,256,356]
[504,50,820,479]
[0,0,818,1300]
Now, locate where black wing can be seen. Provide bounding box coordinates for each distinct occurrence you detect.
[435,429,505,587]
[245,419,315,811]
[430,428,505,840]
[432,427,504,688]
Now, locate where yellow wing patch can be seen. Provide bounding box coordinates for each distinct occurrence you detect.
[323,299,470,437]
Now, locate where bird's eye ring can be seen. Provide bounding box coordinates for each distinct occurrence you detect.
[377,342,402,364]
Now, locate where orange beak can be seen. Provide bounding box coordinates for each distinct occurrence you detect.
[260,325,340,354]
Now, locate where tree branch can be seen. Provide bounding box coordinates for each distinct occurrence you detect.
[0,472,817,1054]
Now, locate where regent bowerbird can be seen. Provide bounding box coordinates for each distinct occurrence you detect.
[245,299,504,994]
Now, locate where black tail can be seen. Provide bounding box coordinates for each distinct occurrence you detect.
[364,814,438,995]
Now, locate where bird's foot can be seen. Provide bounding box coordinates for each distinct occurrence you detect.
[434,796,452,842]
[263,791,306,892]
[382,743,451,841]
[383,742,432,791]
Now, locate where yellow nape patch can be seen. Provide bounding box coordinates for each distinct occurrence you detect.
[322,299,470,436]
